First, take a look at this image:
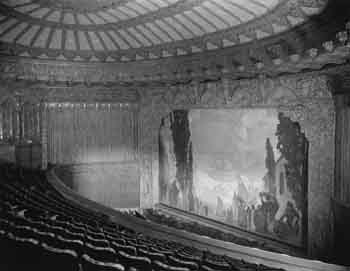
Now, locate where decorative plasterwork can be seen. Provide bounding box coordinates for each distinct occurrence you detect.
[0,78,139,103]
[0,35,349,86]
[138,72,335,260]
[0,0,327,63]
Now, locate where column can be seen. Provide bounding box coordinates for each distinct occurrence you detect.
[334,94,350,203]
[41,102,48,169]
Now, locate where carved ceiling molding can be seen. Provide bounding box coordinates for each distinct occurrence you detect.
[0,0,329,63]
[138,72,335,260]
[0,28,349,87]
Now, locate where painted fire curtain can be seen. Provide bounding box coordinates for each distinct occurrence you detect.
[47,103,138,164]
[159,109,308,246]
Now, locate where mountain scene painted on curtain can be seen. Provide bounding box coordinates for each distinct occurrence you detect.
[159,109,308,246]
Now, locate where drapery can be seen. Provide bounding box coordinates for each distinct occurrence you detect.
[0,99,41,143]
[47,103,138,165]
[335,106,350,203]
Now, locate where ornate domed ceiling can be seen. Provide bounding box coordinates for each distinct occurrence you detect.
[0,0,327,62]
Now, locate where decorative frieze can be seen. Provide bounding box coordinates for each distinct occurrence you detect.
[0,79,140,104]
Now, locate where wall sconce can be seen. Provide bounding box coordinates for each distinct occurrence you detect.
[335,21,350,47]
[66,76,74,86]
[84,76,92,87]
[237,65,245,72]
[322,41,334,52]
[307,48,318,58]
[336,31,348,46]
[273,58,283,65]
[256,62,264,69]
[48,72,56,85]
[346,21,350,47]
[294,103,306,120]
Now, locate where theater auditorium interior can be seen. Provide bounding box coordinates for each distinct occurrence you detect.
[1,0,350,270]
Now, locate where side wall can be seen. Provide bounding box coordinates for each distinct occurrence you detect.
[139,73,335,260]
[0,81,141,209]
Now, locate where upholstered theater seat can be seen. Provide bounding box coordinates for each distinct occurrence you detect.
[86,234,110,247]
[7,233,42,268]
[153,260,191,271]
[46,223,68,237]
[175,252,202,265]
[86,228,106,240]
[0,230,17,267]
[82,254,125,271]
[128,241,148,251]
[117,250,152,271]
[56,235,85,256]
[32,227,57,246]
[168,255,199,271]
[0,217,13,232]
[11,224,38,241]
[62,228,85,241]
[137,248,167,262]
[150,246,175,256]
[69,225,87,235]
[47,217,70,228]
[108,236,127,245]
[112,241,137,256]
[40,243,79,271]
[25,218,48,232]
[85,242,117,263]
[181,247,202,257]
[201,259,231,271]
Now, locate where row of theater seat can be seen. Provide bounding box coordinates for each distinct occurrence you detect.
[0,163,285,271]
[142,209,281,254]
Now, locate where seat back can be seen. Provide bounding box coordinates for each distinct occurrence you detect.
[150,246,174,256]
[7,233,42,266]
[117,250,152,271]
[32,227,57,246]
[40,242,79,271]
[87,228,105,240]
[56,235,85,256]
[153,260,191,271]
[112,241,137,256]
[168,255,199,271]
[107,236,126,245]
[85,242,117,263]
[199,265,215,271]
[176,252,201,264]
[82,254,125,271]
[138,248,167,262]
[63,228,85,241]
[86,234,110,247]
[201,259,230,271]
